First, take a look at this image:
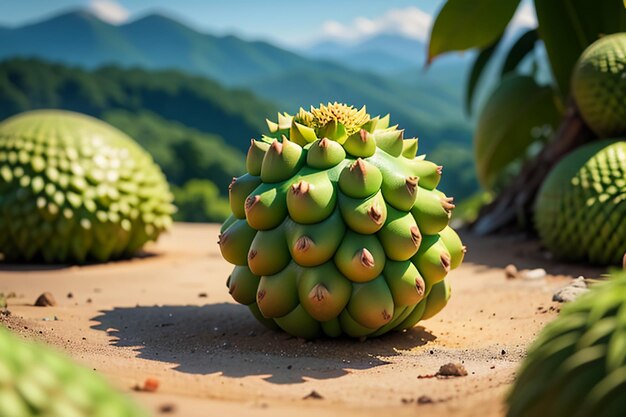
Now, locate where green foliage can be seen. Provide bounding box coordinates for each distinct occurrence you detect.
[535,0,626,95]
[466,37,502,115]
[102,110,245,188]
[474,75,562,190]
[501,29,539,77]
[172,179,230,223]
[428,0,521,63]
[0,58,275,152]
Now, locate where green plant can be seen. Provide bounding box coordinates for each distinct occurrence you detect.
[572,33,626,137]
[507,270,626,417]
[0,326,146,417]
[429,0,626,233]
[173,179,230,223]
[218,103,465,339]
[0,110,174,263]
[534,140,626,265]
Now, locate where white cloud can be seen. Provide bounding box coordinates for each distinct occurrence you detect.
[509,2,537,32]
[88,0,129,24]
[320,7,432,43]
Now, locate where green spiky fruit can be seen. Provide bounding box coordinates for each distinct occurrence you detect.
[507,271,626,417]
[0,325,146,417]
[0,110,174,263]
[572,33,626,137]
[535,140,626,265]
[219,103,465,338]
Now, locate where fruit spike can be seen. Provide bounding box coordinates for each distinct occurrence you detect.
[343,129,377,157]
[219,102,463,338]
[307,137,346,169]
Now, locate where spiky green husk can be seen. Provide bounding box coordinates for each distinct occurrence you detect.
[220,103,464,339]
[0,110,174,263]
[507,271,626,417]
[535,140,626,266]
[572,33,626,137]
[0,325,146,417]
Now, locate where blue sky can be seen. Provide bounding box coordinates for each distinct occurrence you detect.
[0,0,535,47]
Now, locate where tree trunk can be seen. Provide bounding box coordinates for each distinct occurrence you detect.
[471,101,595,235]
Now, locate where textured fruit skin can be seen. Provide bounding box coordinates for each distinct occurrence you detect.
[0,110,174,263]
[535,140,626,266]
[0,325,147,417]
[507,272,626,417]
[572,33,626,137]
[219,103,464,338]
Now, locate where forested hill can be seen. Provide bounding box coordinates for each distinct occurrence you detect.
[0,58,276,154]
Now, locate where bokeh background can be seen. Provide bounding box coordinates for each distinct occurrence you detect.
[0,0,539,222]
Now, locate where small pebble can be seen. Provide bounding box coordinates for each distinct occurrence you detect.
[553,276,589,303]
[521,268,547,280]
[34,292,56,307]
[198,292,208,298]
[303,390,323,400]
[504,264,519,279]
[137,378,160,393]
[436,363,468,377]
[158,403,176,414]
[417,395,434,404]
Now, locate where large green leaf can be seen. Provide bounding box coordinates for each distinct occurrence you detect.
[466,37,502,115]
[428,0,521,63]
[501,29,539,77]
[534,0,626,96]
[474,75,562,190]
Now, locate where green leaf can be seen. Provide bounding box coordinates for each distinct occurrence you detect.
[534,0,626,96]
[474,75,562,190]
[428,0,521,63]
[466,37,502,115]
[501,28,539,77]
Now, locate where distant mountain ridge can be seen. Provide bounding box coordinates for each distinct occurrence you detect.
[0,10,313,86]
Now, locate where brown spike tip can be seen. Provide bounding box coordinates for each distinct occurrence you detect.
[440,253,451,272]
[359,248,375,268]
[245,195,260,210]
[382,309,391,321]
[248,249,258,261]
[319,137,331,148]
[270,140,283,154]
[228,177,237,191]
[368,204,383,225]
[349,158,367,175]
[410,226,422,247]
[415,276,425,296]
[441,197,455,212]
[291,180,310,195]
[295,235,314,253]
[217,233,227,246]
[462,245,468,254]
[359,129,369,142]
[436,165,443,175]
[309,284,329,303]
[406,176,419,194]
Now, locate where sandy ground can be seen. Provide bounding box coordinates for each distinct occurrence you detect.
[0,223,605,416]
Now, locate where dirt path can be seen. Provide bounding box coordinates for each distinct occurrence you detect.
[0,223,604,416]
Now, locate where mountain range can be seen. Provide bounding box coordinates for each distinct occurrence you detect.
[0,10,473,153]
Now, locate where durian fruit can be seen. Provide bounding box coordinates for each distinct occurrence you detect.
[220,103,465,339]
[0,110,175,263]
[534,140,626,266]
[0,325,147,417]
[507,271,626,417]
[572,33,626,137]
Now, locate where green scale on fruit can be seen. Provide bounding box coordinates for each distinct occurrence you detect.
[219,103,465,339]
[0,325,147,417]
[535,140,626,266]
[0,110,175,263]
